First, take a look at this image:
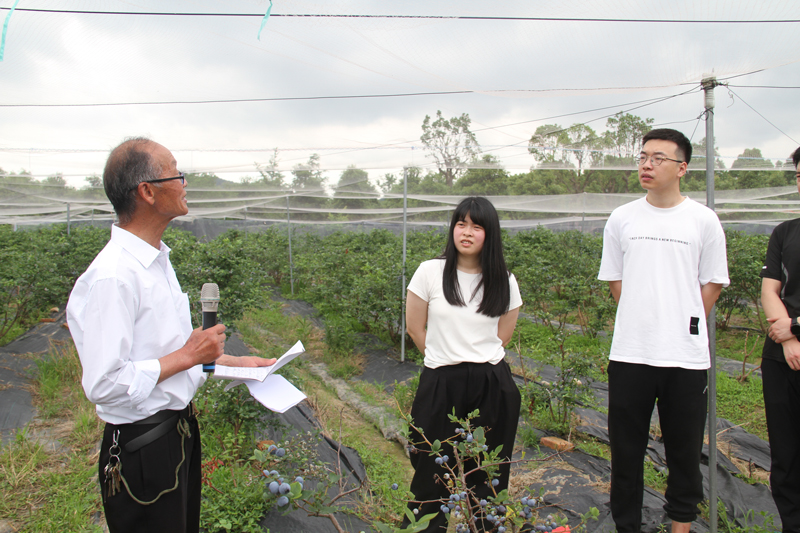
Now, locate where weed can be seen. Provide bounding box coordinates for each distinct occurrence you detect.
[643,457,668,494]
[0,343,102,531]
[716,371,767,442]
[393,372,421,419]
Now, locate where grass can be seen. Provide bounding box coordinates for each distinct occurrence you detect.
[0,294,776,531]
[0,296,413,531]
[573,434,610,462]
[715,371,768,442]
[0,342,104,532]
[716,327,764,366]
[237,297,413,526]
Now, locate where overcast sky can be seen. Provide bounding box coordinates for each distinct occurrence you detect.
[2,0,800,188]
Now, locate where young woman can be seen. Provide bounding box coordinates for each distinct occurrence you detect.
[403,196,522,532]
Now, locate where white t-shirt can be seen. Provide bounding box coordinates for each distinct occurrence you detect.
[408,259,523,369]
[598,197,729,369]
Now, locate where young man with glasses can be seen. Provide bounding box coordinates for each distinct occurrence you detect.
[67,137,274,533]
[760,146,800,533]
[598,128,729,533]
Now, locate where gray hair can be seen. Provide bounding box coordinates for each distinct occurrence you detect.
[102,137,161,225]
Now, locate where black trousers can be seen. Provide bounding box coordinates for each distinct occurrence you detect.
[762,357,800,533]
[98,410,202,533]
[608,361,707,533]
[401,360,521,532]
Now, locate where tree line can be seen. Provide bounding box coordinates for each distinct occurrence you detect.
[1,111,795,204]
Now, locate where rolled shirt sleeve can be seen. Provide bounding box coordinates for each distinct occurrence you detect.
[70,277,160,409]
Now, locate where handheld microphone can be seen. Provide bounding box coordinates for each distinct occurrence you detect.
[200,283,220,373]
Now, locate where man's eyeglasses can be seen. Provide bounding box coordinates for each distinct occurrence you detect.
[129,172,185,192]
[637,154,684,166]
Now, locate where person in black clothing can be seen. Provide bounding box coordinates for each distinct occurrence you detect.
[761,145,800,533]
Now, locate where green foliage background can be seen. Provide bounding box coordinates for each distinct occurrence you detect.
[0,222,770,349]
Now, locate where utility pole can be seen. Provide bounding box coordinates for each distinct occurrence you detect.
[702,75,719,533]
[401,167,408,363]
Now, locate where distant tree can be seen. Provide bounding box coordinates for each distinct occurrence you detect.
[291,153,326,192]
[731,148,774,170]
[603,113,654,164]
[528,124,570,167]
[600,113,654,192]
[290,154,328,218]
[42,174,67,188]
[420,110,481,187]
[454,155,509,195]
[256,148,286,189]
[79,174,107,199]
[376,172,398,194]
[529,123,603,193]
[689,137,726,170]
[332,166,379,210]
[83,175,102,189]
[507,169,571,196]
[334,166,372,192]
[185,172,226,188]
[730,148,788,188]
[1,169,34,185]
[584,170,633,194]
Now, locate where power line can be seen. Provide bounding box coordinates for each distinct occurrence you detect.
[0,91,471,108]
[476,86,701,158]
[727,85,800,89]
[727,87,800,145]
[5,7,800,24]
[0,87,703,165]
[0,86,685,108]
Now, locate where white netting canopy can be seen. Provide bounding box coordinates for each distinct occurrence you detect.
[2,1,800,184]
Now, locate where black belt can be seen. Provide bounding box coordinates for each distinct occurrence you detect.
[116,403,193,454]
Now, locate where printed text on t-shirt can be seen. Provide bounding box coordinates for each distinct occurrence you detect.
[629,236,691,245]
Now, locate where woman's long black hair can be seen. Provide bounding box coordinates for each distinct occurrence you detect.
[440,197,510,317]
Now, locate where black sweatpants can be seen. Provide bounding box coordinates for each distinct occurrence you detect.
[401,360,521,532]
[762,357,800,533]
[99,411,202,533]
[608,361,708,533]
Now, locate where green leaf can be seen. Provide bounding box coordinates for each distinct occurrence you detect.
[490,489,510,503]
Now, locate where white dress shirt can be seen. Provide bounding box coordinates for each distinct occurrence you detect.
[67,225,205,424]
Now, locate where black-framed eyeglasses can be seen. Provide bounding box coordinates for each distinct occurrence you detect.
[129,172,185,192]
[637,154,684,166]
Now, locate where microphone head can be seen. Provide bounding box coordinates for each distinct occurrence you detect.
[200,283,220,312]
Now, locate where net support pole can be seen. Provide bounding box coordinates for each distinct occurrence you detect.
[67,202,71,236]
[401,167,408,363]
[581,192,586,232]
[702,75,718,533]
[287,194,294,296]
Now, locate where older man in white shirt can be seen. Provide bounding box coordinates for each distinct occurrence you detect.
[67,137,273,533]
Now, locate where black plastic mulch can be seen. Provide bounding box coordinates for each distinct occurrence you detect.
[256,404,376,533]
[0,298,783,533]
[0,307,72,445]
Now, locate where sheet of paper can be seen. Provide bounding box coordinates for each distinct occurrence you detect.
[267,340,305,375]
[245,374,306,413]
[212,340,305,382]
[213,365,270,381]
